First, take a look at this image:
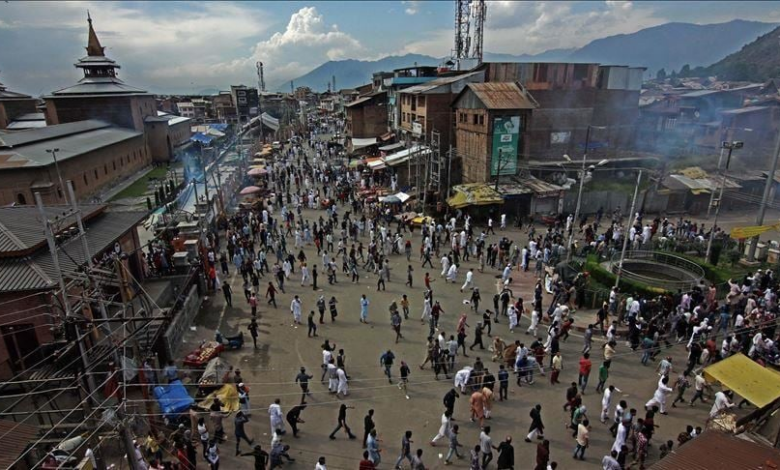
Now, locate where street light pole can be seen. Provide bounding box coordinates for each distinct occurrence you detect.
[566,125,605,261]
[706,141,742,262]
[747,133,780,262]
[615,170,643,288]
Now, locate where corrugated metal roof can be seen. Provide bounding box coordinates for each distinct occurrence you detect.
[0,419,41,469]
[31,211,147,282]
[650,431,780,470]
[401,71,482,94]
[0,257,53,292]
[0,204,105,256]
[0,121,142,169]
[0,120,108,147]
[465,82,538,110]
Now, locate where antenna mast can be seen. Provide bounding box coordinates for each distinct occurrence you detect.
[256,61,266,92]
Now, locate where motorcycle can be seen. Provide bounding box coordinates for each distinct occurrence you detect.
[215,330,244,350]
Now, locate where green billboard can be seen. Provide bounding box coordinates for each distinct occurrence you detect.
[491,116,520,176]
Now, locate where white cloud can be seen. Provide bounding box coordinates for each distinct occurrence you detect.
[0,1,274,92]
[398,1,665,58]
[209,6,365,86]
[403,1,420,15]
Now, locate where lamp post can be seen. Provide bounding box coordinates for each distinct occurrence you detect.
[566,125,607,261]
[614,169,643,288]
[706,140,743,262]
[747,131,780,262]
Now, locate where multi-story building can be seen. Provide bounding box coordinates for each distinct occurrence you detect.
[383,66,439,135]
[453,82,538,184]
[475,62,644,160]
[345,91,388,148]
[212,92,237,122]
[397,71,484,151]
[231,85,259,124]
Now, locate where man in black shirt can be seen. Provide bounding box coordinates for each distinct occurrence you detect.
[363,409,375,449]
[443,388,459,417]
[241,444,269,470]
[295,367,313,403]
[286,404,306,437]
[329,404,357,439]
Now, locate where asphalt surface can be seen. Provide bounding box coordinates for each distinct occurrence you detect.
[173,200,741,470]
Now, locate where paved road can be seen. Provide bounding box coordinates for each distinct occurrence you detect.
[173,203,742,470]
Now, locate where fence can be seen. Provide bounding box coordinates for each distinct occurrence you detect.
[607,250,705,291]
[163,285,202,360]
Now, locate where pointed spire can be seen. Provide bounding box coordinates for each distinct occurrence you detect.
[85,11,105,57]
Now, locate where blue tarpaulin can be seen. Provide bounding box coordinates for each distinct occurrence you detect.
[209,123,229,132]
[190,132,215,145]
[154,379,194,421]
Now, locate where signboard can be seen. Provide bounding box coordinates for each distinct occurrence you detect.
[491,116,520,176]
[730,222,780,239]
[412,121,423,137]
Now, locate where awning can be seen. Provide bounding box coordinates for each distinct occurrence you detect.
[352,137,378,150]
[385,145,431,167]
[704,353,780,408]
[447,184,504,209]
[379,132,395,142]
[379,142,405,152]
[367,157,386,170]
[190,132,214,145]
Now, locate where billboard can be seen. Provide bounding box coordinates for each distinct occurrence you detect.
[491,116,520,176]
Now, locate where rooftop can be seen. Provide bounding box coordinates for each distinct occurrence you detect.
[458,82,538,110]
[0,206,145,292]
[0,80,33,101]
[721,105,770,115]
[0,120,142,169]
[400,71,482,95]
[649,430,780,470]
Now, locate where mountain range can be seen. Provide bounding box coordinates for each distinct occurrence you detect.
[279,20,778,92]
[703,25,780,82]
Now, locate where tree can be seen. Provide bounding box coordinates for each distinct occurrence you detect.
[656,68,667,80]
[679,64,691,77]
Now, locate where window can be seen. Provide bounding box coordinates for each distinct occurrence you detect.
[478,115,484,125]
[113,161,116,171]
[104,165,108,175]
[16,193,26,205]
[83,174,88,186]
[473,114,478,125]
[94,169,98,180]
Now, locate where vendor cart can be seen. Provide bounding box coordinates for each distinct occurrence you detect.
[183,341,224,368]
[197,357,231,397]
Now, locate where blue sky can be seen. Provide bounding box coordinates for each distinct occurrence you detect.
[1,1,778,95]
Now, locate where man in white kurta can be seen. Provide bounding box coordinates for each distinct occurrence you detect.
[429,411,452,445]
[645,376,673,414]
[268,401,284,434]
[290,296,302,324]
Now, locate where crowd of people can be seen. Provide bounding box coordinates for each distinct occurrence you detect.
[125,114,777,470]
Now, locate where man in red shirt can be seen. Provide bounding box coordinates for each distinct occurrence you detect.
[359,450,377,470]
[578,353,592,394]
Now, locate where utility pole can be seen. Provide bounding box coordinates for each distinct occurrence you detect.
[46,148,67,204]
[66,181,92,269]
[706,141,742,262]
[747,133,780,262]
[615,170,643,288]
[706,146,726,218]
[566,125,606,261]
[35,192,98,397]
